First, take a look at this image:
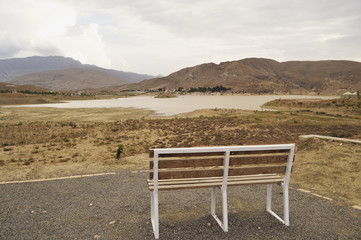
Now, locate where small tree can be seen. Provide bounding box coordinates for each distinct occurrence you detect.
[116,144,124,160]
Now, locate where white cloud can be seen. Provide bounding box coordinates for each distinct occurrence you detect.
[37,3,76,38]
[59,23,111,68]
[0,1,75,56]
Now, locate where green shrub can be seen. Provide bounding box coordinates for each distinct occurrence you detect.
[330,132,338,137]
[116,144,124,160]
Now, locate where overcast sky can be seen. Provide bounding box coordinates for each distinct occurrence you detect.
[1,0,360,75]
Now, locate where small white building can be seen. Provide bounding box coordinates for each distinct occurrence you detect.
[342,91,358,98]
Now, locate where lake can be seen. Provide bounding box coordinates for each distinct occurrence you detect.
[10,95,335,115]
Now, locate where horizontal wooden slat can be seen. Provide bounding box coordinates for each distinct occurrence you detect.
[147,174,283,191]
[229,165,287,176]
[230,149,289,155]
[229,155,288,166]
[149,154,288,169]
[149,168,224,180]
[149,164,286,179]
[148,174,282,186]
[150,150,225,158]
[150,157,224,169]
[149,149,290,158]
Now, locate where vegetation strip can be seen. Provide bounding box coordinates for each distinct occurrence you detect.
[0,172,117,185]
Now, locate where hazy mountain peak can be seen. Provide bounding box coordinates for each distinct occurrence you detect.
[0,56,155,84]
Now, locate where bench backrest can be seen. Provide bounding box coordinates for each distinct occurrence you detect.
[149,144,295,187]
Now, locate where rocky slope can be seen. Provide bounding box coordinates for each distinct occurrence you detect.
[123,58,361,94]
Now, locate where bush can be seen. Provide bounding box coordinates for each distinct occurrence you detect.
[116,144,124,160]
[330,132,338,137]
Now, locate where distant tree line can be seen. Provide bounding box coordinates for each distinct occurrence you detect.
[187,85,231,93]
[145,85,231,93]
[0,89,87,96]
[19,90,59,95]
[0,90,12,93]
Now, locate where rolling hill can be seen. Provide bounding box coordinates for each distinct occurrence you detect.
[122,58,361,94]
[0,82,50,92]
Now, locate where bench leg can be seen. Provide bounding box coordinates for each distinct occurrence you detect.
[283,185,290,226]
[211,187,216,215]
[266,184,290,226]
[266,184,272,212]
[210,187,228,232]
[222,188,228,232]
[150,191,159,239]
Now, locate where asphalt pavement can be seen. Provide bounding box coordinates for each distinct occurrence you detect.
[0,170,360,239]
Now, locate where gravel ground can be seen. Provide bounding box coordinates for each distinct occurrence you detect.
[0,170,360,240]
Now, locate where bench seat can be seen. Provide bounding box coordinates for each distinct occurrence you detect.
[147,173,283,191]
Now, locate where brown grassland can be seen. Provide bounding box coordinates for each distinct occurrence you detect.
[0,95,360,206]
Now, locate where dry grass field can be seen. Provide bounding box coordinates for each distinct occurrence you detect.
[295,137,361,206]
[0,97,360,206]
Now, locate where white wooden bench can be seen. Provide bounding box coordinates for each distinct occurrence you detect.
[147,144,295,239]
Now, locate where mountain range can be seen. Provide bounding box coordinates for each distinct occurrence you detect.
[122,58,361,94]
[0,56,154,91]
[1,56,361,94]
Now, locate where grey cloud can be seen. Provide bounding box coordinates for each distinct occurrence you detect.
[61,0,361,43]
[0,37,61,59]
[72,0,361,73]
[33,43,62,56]
[0,38,27,58]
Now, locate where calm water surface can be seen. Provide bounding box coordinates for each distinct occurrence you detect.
[11,95,335,115]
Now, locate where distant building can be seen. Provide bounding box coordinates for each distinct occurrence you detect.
[342,91,358,99]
